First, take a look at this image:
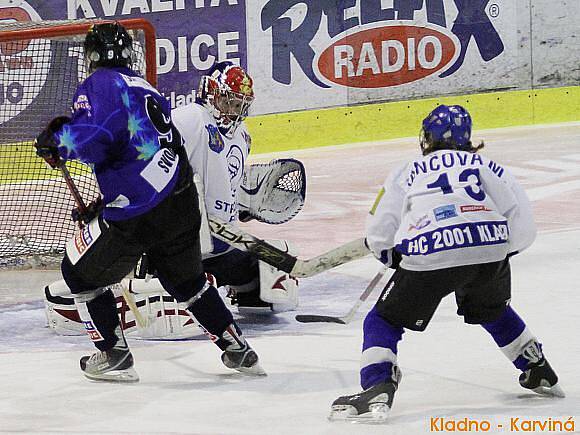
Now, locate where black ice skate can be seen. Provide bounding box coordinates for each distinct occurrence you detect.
[518,340,565,397]
[80,331,139,383]
[220,324,266,376]
[329,366,401,423]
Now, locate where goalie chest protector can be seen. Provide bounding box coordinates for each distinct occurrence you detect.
[172,102,251,226]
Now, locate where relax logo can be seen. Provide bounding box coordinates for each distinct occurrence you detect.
[317,23,458,88]
[261,0,505,89]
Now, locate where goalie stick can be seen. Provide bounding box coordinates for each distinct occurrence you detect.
[191,171,369,278]
[295,266,389,324]
[60,166,369,278]
[208,216,370,278]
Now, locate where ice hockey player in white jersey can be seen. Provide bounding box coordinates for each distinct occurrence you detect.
[171,61,301,314]
[329,105,564,423]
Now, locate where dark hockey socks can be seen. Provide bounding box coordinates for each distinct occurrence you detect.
[184,282,265,375]
[482,306,564,396]
[74,288,122,351]
[185,282,234,336]
[482,305,534,370]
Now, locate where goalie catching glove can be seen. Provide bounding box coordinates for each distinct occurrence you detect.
[238,158,306,224]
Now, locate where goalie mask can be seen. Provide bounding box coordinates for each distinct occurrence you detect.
[84,22,133,73]
[198,61,254,138]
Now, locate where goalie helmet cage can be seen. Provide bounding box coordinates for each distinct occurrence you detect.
[0,18,156,269]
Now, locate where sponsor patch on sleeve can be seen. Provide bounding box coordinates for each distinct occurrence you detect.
[140,148,179,192]
[73,94,92,113]
[460,205,492,213]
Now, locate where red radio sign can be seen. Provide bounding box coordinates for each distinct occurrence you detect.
[316,24,459,88]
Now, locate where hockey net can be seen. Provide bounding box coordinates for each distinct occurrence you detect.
[0,19,156,269]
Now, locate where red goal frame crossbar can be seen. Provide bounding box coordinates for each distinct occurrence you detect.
[0,18,157,86]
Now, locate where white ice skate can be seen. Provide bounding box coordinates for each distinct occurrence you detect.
[519,341,565,398]
[80,343,139,383]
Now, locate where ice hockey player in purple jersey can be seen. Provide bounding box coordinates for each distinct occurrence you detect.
[41,61,305,340]
[329,105,564,423]
[34,22,263,382]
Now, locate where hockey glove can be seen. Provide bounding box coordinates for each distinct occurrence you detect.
[72,197,103,225]
[365,239,402,270]
[379,249,402,269]
[34,116,71,169]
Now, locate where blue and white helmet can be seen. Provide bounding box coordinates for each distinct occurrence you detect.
[420,105,472,154]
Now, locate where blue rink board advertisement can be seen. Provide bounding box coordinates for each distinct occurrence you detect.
[0,0,247,111]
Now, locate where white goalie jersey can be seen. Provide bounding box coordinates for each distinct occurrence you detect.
[172,102,250,227]
[367,150,536,271]
[172,102,306,252]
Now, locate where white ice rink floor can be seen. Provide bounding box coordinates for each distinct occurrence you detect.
[1,123,579,434]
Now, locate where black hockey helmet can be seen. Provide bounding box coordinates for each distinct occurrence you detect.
[84,22,133,73]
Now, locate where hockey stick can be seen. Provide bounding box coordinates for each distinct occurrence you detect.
[120,280,149,329]
[208,215,370,278]
[191,172,370,278]
[57,162,88,223]
[295,266,389,324]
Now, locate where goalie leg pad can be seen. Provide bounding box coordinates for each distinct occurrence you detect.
[45,280,85,336]
[254,239,299,312]
[45,278,204,340]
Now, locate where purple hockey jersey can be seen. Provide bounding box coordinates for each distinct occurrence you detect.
[54,67,180,221]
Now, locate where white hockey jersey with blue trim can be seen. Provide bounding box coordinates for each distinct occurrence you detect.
[171,102,251,255]
[366,150,536,271]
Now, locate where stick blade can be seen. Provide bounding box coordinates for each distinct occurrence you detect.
[295,315,346,324]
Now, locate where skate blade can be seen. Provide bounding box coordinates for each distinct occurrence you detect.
[234,363,267,377]
[531,383,566,398]
[328,404,389,424]
[238,306,273,316]
[83,367,140,383]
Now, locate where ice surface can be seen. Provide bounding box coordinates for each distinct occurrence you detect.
[1,123,579,434]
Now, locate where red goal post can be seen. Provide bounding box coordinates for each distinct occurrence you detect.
[0,18,157,269]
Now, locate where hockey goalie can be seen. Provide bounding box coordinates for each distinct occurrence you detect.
[45,61,306,340]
